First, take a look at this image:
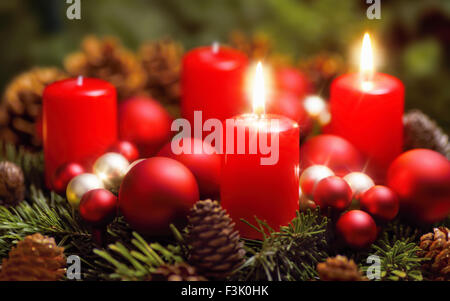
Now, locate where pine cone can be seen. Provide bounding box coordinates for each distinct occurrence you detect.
[0,233,66,281]
[0,161,25,207]
[64,36,146,100]
[187,199,246,280]
[403,110,450,159]
[418,227,450,281]
[0,67,67,149]
[139,39,183,105]
[150,263,207,281]
[317,255,366,281]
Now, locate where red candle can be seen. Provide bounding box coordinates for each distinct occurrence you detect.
[221,63,300,240]
[43,77,117,188]
[181,43,249,123]
[327,34,404,182]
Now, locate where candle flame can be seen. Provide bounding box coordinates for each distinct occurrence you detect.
[212,41,220,54]
[252,62,265,115]
[360,33,374,86]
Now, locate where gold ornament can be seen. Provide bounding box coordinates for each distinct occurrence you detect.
[66,173,104,209]
[93,152,129,192]
[343,172,374,199]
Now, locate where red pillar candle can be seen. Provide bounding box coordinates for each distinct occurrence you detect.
[43,77,117,188]
[221,63,300,240]
[327,34,404,182]
[181,43,249,123]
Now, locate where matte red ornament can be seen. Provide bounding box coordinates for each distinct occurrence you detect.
[300,165,335,198]
[387,149,450,224]
[119,157,199,235]
[79,188,117,227]
[300,134,364,177]
[313,176,352,212]
[360,185,399,221]
[275,67,310,99]
[118,97,172,158]
[336,210,377,249]
[157,138,220,199]
[52,162,85,194]
[108,141,140,162]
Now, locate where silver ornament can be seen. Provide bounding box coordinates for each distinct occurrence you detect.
[343,172,375,199]
[66,173,104,209]
[93,152,130,191]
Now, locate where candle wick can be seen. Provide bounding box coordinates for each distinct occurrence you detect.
[77,76,84,86]
[212,41,220,54]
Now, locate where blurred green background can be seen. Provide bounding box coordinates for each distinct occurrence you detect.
[0,0,449,132]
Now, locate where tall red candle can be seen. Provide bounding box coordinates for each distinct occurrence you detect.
[43,77,117,188]
[181,44,249,123]
[221,63,300,239]
[327,34,404,182]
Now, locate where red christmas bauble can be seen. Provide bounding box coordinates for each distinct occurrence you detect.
[336,210,377,249]
[300,165,335,198]
[387,149,450,224]
[313,176,352,212]
[158,138,220,199]
[360,186,399,222]
[275,67,310,99]
[108,141,140,162]
[300,134,364,177]
[118,97,172,157]
[119,157,199,235]
[266,92,313,139]
[79,188,118,227]
[52,162,85,194]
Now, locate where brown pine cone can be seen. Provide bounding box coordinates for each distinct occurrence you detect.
[418,227,450,281]
[317,255,366,281]
[0,67,67,149]
[0,161,25,207]
[64,36,146,100]
[139,39,183,105]
[187,199,246,280]
[150,263,207,281]
[0,233,66,281]
[403,110,450,159]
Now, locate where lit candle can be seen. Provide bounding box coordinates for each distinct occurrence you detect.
[43,77,117,188]
[181,43,249,124]
[327,33,404,183]
[221,63,300,240]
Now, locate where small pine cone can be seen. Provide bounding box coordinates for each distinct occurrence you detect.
[317,255,366,281]
[418,227,450,281]
[64,36,147,100]
[0,67,67,149]
[0,233,66,281]
[187,199,246,280]
[0,161,25,207]
[139,39,183,105]
[150,263,207,281]
[404,110,450,159]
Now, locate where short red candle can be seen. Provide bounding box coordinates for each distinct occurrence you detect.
[43,77,117,188]
[327,35,404,182]
[181,45,249,123]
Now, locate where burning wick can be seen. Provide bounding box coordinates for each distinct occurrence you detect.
[77,76,84,86]
[212,42,220,54]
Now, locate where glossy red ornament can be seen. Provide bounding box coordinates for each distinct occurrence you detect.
[158,138,220,199]
[52,162,85,194]
[299,165,335,198]
[119,97,172,158]
[300,134,364,177]
[387,149,450,224]
[79,188,117,227]
[119,157,199,235]
[313,176,352,212]
[336,210,377,249]
[360,185,399,222]
[108,141,140,162]
[275,67,310,99]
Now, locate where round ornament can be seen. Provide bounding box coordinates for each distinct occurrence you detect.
[299,165,334,198]
[336,210,377,249]
[79,189,117,227]
[52,162,85,194]
[119,157,199,235]
[66,173,104,209]
[313,176,352,212]
[387,149,450,223]
[275,67,310,98]
[118,97,172,157]
[343,172,375,200]
[108,141,140,162]
[360,186,399,222]
[93,152,129,192]
[158,138,221,199]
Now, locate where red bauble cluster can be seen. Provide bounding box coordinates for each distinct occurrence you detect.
[79,189,118,227]
[118,157,199,235]
[313,176,352,212]
[360,186,399,222]
[108,141,140,162]
[336,210,377,249]
[52,163,85,194]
